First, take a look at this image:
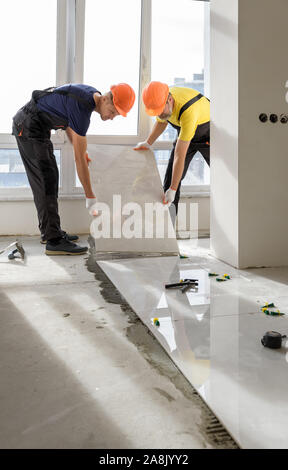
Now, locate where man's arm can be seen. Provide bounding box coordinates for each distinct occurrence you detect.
[170,139,191,190]
[146,120,168,145]
[67,127,95,198]
[169,112,198,189]
[134,120,168,150]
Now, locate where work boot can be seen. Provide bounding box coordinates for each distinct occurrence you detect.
[45,238,88,256]
[40,230,79,244]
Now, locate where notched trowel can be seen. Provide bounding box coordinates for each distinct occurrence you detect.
[0,240,25,260]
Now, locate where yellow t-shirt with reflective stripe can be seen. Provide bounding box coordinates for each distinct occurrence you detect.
[156,87,210,142]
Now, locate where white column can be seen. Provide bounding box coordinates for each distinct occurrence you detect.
[210,0,288,268]
[210,0,239,266]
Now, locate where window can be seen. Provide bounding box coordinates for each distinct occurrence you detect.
[83,0,141,136]
[151,0,205,142]
[154,150,210,188]
[0,0,209,199]
[150,0,209,191]
[0,149,61,189]
[0,0,57,134]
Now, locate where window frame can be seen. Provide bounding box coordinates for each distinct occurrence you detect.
[0,0,210,200]
[0,143,63,200]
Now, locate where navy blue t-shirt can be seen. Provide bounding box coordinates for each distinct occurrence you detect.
[36,84,101,136]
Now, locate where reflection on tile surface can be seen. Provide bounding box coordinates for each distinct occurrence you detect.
[98,249,288,449]
[89,145,178,254]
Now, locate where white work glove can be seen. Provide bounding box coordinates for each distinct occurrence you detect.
[86,197,98,216]
[133,141,152,151]
[163,188,176,207]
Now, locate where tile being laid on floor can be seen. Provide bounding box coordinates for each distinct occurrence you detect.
[88,145,178,254]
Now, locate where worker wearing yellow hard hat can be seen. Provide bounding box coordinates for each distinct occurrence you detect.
[12,82,135,255]
[135,81,210,213]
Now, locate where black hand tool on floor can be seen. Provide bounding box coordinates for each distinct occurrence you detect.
[165,279,198,289]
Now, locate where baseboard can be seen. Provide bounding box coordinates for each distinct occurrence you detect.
[176,229,210,239]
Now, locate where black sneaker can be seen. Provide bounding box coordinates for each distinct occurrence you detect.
[45,238,88,256]
[41,230,79,244]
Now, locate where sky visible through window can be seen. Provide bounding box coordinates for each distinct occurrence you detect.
[0,0,57,134]
[0,0,204,137]
[84,0,205,136]
[84,0,141,135]
[151,0,204,85]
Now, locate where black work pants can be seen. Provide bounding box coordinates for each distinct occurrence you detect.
[163,141,210,214]
[14,130,62,241]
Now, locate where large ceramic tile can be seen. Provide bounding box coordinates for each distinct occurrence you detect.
[141,310,288,448]
[144,310,211,365]
[98,257,265,323]
[97,256,179,317]
[88,145,178,254]
[202,313,288,449]
[98,253,288,448]
[133,291,260,327]
[98,257,219,320]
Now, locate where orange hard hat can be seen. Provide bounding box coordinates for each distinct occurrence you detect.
[110,83,135,117]
[142,81,169,116]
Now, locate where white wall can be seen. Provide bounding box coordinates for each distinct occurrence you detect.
[0,199,90,236]
[210,0,288,268]
[0,197,210,238]
[238,0,288,267]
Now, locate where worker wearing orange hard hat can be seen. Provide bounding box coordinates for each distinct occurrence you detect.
[12,82,135,255]
[135,81,210,215]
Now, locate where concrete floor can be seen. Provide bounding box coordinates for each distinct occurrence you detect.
[0,235,237,449]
